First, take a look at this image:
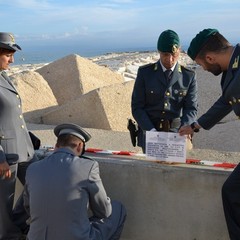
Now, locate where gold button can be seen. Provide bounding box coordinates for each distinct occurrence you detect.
[18,104,21,108]
[180,92,183,95]
[16,95,20,98]
[166,92,170,96]
[162,111,165,114]
[229,101,232,105]
[21,125,24,129]
[19,115,23,119]
[1,136,4,139]
[164,103,168,107]
[238,99,240,103]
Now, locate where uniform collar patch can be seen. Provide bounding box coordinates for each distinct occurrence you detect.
[178,65,182,72]
[232,56,239,69]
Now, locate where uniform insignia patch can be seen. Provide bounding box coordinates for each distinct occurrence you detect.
[232,56,239,69]
[178,65,182,72]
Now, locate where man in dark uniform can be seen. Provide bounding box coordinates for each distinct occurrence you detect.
[131,29,198,153]
[179,28,240,240]
[24,123,126,240]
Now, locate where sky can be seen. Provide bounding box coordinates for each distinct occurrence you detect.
[0,0,240,52]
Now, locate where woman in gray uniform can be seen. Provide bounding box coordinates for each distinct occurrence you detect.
[0,32,38,240]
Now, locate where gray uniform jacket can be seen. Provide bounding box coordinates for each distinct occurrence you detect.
[24,148,112,240]
[0,71,34,163]
[198,44,240,129]
[131,61,198,130]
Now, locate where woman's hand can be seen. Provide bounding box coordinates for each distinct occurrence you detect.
[0,161,11,178]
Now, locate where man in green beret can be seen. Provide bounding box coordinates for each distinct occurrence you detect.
[179,28,240,239]
[131,29,198,153]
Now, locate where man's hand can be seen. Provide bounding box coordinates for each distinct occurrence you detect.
[150,128,157,132]
[0,161,11,178]
[179,125,194,136]
[179,122,201,136]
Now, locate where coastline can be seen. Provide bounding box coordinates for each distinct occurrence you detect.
[8,50,196,78]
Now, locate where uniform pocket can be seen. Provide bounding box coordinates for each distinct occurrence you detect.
[0,130,16,153]
[146,89,163,105]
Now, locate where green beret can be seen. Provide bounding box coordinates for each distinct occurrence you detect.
[187,28,219,60]
[157,30,180,53]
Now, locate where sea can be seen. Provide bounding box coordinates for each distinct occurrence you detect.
[12,45,159,66]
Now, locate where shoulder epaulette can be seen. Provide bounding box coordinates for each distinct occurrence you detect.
[180,65,195,73]
[81,155,94,161]
[139,62,156,70]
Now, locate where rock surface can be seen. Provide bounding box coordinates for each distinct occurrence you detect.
[41,81,134,131]
[12,71,58,122]
[36,54,124,105]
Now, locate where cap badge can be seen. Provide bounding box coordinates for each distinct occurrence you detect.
[9,34,15,43]
[172,44,178,53]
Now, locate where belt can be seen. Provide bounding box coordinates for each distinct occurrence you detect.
[154,118,181,132]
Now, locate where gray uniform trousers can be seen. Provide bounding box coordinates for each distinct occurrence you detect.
[0,157,38,240]
[89,200,126,240]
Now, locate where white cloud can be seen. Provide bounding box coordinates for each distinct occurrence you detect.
[0,0,52,9]
[0,0,240,46]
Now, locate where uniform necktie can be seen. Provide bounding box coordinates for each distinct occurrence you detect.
[165,70,172,80]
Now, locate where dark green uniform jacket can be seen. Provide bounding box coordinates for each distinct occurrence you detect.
[131,60,198,147]
[198,44,240,129]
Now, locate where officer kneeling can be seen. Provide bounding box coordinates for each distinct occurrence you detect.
[23,123,126,240]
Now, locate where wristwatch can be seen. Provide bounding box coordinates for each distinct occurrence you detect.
[190,122,200,132]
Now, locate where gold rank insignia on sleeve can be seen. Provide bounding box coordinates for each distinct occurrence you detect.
[232,56,239,69]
